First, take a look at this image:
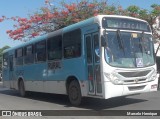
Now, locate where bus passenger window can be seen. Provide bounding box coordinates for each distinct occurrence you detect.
[15,48,23,65]
[47,35,62,60]
[35,41,46,62]
[24,45,34,64]
[63,29,81,58]
[3,53,9,68]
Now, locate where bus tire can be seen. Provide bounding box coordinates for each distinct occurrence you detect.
[19,80,26,97]
[68,80,82,106]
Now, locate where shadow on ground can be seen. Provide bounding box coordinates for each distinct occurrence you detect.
[0,88,147,110]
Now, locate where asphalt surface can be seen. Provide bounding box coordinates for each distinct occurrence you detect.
[0,81,160,119]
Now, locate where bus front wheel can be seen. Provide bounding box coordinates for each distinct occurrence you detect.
[19,80,26,97]
[68,80,82,106]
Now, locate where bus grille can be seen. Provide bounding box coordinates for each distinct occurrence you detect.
[128,85,146,91]
[118,70,151,77]
[116,69,153,85]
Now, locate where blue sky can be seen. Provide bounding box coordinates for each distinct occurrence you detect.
[0,0,160,48]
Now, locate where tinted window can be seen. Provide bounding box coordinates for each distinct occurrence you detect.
[63,29,81,58]
[35,41,46,62]
[86,36,92,63]
[47,35,62,60]
[24,45,34,64]
[15,48,23,65]
[3,53,8,68]
[94,34,100,63]
[16,48,23,57]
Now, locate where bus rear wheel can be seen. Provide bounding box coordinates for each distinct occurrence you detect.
[19,80,26,97]
[68,80,82,106]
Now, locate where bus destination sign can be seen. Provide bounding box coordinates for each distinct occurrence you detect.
[102,17,151,32]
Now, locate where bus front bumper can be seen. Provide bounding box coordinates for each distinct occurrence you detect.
[104,78,158,99]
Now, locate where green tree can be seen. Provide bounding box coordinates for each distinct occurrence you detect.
[127,5,140,17]
[151,4,160,16]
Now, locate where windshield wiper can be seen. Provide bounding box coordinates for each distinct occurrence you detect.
[116,29,125,55]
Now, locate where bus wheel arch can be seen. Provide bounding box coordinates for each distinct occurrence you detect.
[66,76,82,106]
[18,78,26,97]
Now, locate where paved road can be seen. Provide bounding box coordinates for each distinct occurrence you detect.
[0,82,160,119]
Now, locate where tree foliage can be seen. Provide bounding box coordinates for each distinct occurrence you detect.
[0,0,160,41]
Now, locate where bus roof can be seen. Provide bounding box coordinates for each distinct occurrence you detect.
[3,15,148,53]
[97,15,148,22]
[3,34,47,53]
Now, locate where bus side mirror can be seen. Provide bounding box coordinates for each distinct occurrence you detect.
[101,36,106,47]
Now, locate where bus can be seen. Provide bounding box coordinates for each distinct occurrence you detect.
[2,15,158,106]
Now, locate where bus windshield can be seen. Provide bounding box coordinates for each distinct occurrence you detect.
[104,31,155,68]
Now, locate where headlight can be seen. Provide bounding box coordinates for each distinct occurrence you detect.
[104,73,123,85]
[148,72,157,81]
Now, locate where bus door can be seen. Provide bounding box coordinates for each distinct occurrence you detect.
[85,33,102,95]
[9,55,14,88]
